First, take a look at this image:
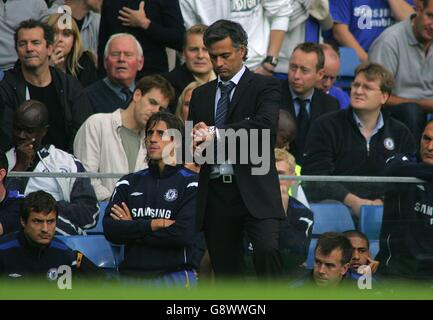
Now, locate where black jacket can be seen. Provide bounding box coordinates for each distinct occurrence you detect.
[0,64,93,152]
[280,82,340,163]
[0,231,98,279]
[377,154,433,279]
[162,63,195,114]
[103,164,198,275]
[188,68,285,228]
[302,108,415,202]
[98,0,185,77]
[0,190,23,235]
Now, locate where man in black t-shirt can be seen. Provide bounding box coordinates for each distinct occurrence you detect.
[0,19,92,153]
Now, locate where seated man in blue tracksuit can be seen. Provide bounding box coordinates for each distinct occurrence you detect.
[0,190,98,280]
[103,111,199,287]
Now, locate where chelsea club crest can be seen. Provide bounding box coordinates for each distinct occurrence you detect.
[164,189,178,202]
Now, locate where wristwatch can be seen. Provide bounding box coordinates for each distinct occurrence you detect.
[262,56,279,67]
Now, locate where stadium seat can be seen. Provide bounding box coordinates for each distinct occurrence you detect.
[86,201,108,234]
[335,47,361,91]
[310,203,355,235]
[369,240,380,259]
[57,235,119,269]
[359,205,383,240]
[306,203,355,269]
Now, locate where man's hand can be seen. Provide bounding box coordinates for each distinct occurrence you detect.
[255,65,273,76]
[344,194,383,217]
[367,256,380,274]
[118,1,151,29]
[192,122,214,157]
[151,219,175,231]
[14,139,36,171]
[110,202,133,221]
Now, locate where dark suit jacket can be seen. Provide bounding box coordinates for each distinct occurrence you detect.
[98,0,185,77]
[162,63,195,114]
[188,68,285,229]
[280,81,340,162]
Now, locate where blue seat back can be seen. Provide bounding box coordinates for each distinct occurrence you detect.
[306,204,355,269]
[335,47,361,91]
[57,235,119,269]
[359,205,383,240]
[86,201,108,234]
[310,203,355,235]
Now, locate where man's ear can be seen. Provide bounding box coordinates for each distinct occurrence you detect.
[317,68,325,81]
[0,168,6,183]
[20,218,26,229]
[341,262,350,276]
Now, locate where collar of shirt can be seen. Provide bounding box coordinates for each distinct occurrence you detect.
[289,86,314,117]
[103,77,136,100]
[214,65,246,115]
[353,111,384,141]
[406,15,421,47]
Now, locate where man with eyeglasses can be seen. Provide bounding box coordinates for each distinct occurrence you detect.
[303,62,415,217]
[315,43,350,110]
[370,0,433,149]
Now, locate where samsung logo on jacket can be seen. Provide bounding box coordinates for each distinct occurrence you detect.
[414,202,433,217]
[131,207,172,219]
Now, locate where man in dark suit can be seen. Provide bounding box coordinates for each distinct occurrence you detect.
[280,42,340,165]
[188,20,285,278]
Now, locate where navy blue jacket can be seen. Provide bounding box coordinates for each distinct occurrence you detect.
[0,231,97,279]
[103,164,198,275]
[0,190,24,235]
[378,154,433,278]
[303,108,415,202]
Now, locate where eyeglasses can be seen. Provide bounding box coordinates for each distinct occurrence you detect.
[351,82,381,92]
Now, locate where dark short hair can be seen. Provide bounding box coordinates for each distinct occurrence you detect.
[184,24,208,48]
[135,74,175,106]
[14,100,49,128]
[315,232,353,265]
[354,62,395,95]
[145,111,185,137]
[204,19,248,61]
[145,111,185,163]
[14,19,54,49]
[0,149,8,173]
[20,191,58,223]
[343,230,370,249]
[293,42,325,71]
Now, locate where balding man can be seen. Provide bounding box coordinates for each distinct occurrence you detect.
[84,33,144,113]
[316,43,350,110]
[6,100,98,236]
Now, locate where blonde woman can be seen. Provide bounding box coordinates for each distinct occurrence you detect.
[47,13,97,87]
[175,81,202,123]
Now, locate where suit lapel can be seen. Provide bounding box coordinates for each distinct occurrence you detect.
[227,68,252,119]
[202,80,218,125]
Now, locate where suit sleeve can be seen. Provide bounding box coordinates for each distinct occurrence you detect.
[143,0,185,51]
[222,77,280,134]
[103,177,153,244]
